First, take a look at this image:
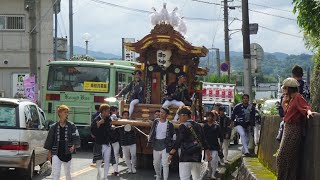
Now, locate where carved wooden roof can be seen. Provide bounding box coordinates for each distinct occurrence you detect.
[125,23,208,57]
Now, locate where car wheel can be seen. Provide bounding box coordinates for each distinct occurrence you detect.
[26,154,35,180]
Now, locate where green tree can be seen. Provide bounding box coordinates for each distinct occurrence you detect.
[293,0,320,111]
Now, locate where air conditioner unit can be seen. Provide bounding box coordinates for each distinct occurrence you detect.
[0,91,4,98]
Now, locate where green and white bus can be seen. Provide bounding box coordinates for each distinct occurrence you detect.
[41,60,135,145]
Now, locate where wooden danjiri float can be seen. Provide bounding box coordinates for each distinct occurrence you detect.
[111,8,209,169]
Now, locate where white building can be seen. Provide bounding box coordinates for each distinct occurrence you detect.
[0,0,57,100]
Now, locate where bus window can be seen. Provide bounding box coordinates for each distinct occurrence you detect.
[116,72,125,94]
[128,76,133,83]
[47,66,110,92]
[116,72,133,94]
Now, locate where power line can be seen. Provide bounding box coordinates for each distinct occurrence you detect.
[212,5,222,47]
[90,0,151,13]
[249,3,292,13]
[31,0,60,33]
[89,0,223,21]
[191,0,222,6]
[191,0,297,22]
[259,25,303,38]
[232,18,302,38]
[59,13,67,37]
[184,17,222,21]
[88,0,300,39]
[234,0,293,13]
[74,0,91,15]
[56,17,64,37]
[248,9,297,21]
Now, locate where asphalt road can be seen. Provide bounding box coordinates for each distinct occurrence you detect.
[0,144,242,180]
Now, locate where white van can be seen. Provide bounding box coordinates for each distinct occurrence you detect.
[0,98,49,179]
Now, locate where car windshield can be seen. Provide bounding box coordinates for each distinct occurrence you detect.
[0,104,18,127]
[203,104,229,115]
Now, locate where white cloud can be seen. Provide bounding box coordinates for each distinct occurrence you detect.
[58,0,310,55]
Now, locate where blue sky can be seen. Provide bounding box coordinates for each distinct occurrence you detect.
[57,0,310,55]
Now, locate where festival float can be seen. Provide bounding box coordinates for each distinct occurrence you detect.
[111,3,209,168]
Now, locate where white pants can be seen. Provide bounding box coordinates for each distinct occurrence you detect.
[153,149,170,180]
[52,155,71,180]
[162,100,185,121]
[122,144,137,172]
[129,99,139,118]
[179,162,201,180]
[236,125,249,154]
[97,144,111,180]
[112,142,120,172]
[222,139,230,160]
[254,124,261,145]
[206,151,219,178]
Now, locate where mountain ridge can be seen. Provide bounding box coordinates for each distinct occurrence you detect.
[69,46,310,61]
[67,46,313,77]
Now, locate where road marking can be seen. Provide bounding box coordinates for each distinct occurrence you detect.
[60,166,95,180]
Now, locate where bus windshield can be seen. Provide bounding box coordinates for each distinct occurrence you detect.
[47,65,110,92]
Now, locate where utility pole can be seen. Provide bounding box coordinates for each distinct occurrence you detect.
[224,0,230,79]
[69,0,73,59]
[207,48,221,78]
[54,2,58,61]
[215,49,221,77]
[242,0,252,101]
[85,40,88,55]
[29,0,37,79]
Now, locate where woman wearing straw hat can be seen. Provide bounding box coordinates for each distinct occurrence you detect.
[276,78,313,180]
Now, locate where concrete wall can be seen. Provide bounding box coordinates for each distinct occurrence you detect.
[0,0,53,99]
[301,113,320,180]
[258,114,320,179]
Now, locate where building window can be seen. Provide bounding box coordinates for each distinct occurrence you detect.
[0,15,25,31]
[0,17,5,30]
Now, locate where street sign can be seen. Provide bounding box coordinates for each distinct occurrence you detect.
[249,23,259,35]
[122,38,136,61]
[220,63,229,72]
[12,73,28,97]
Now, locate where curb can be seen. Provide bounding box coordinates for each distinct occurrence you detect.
[236,157,277,180]
[217,153,242,180]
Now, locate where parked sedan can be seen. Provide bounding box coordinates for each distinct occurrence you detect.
[0,98,49,179]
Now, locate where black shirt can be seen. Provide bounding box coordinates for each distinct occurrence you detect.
[203,123,222,151]
[57,126,72,162]
[219,115,232,139]
[173,120,209,162]
[120,128,136,146]
[166,83,191,105]
[91,115,112,145]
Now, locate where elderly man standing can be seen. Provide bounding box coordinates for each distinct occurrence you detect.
[148,107,175,180]
[116,70,145,119]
